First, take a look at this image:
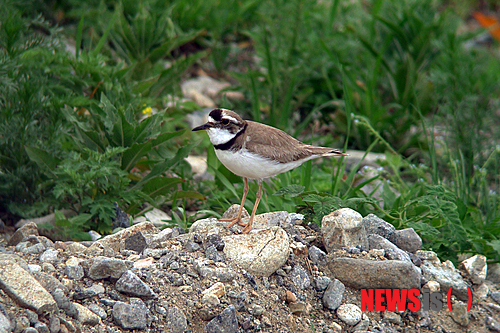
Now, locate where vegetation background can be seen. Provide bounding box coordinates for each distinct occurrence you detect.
[0,0,499,264]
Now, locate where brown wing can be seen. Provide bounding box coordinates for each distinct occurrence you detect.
[243,121,345,163]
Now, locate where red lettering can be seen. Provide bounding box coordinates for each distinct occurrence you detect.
[407,289,421,311]
[375,289,386,311]
[361,289,374,311]
[386,289,407,311]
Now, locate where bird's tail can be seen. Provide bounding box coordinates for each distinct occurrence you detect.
[307,146,348,157]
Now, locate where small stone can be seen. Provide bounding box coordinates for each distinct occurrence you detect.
[87,304,107,319]
[0,307,11,333]
[491,291,500,304]
[72,302,100,325]
[112,298,150,330]
[8,222,39,246]
[124,232,147,253]
[423,280,440,293]
[205,245,225,262]
[65,257,84,280]
[22,328,38,333]
[459,254,487,284]
[204,305,238,333]
[313,276,331,291]
[336,304,362,326]
[289,264,310,289]
[368,249,385,257]
[205,234,225,251]
[330,321,342,333]
[248,304,264,316]
[115,270,156,298]
[66,242,87,253]
[322,279,345,310]
[416,250,439,263]
[384,311,402,324]
[361,214,395,239]
[450,301,469,326]
[166,306,187,333]
[308,246,327,266]
[221,204,249,220]
[49,316,60,333]
[322,208,368,253]
[368,234,410,262]
[34,322,50,333]
[487,263,500,283]
[288,301,307,315]
[474,283,489,299]
[421,261,468,300]
[202,293,220,306]
[88,230,101,241]
[202,282,226,298]
[286,290,297,303]
[28,265,42,273]
[172,227,185,237]
[87,256,133,280]
[185,239,201,252]
[388,228,422,253]
[353,314,369,331]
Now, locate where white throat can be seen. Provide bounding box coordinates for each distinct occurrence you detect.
[206,127,237,145]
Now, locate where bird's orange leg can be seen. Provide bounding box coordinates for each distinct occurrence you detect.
[241,179,262,234]
[221,178,249,228]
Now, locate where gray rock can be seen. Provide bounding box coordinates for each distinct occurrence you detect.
[290,265,310,289]
[52,288,77,317]
[14,316,30,333]
[0,259,57,314]
[353,314,370,331]
[7,222,39,246]
[204,305,238,333]
[32,271,68,295]
[322,279,345,310]
[205,245,225,262]
[328,257,421,289]
[194,260,237,282]
[65,257,84,280]
[16,241,45,255]
[147,228,173,249]
[205,234,225,251]
[361,214,395,239]
[309,246,327,266]
[336,304,362,326]
[34,322,49,333]
[313,276,331,291]
[172,227,186,237]
[384,311,402,324]
[459,254,487,284]
[88,230,101,241]
[112,298,150,330]
[387,228,422,253]
[450,301,469,326]
[166,306,187,333]
[87,304,107,319]
[124,231,147,253]
[223,227,289,277]
[221,204,249,220]
[72,302,100,325]
[487,263,500,284]
[420,261,469,300]
[87,256,133,280]
[486,315,500,332]
[115,270,156,298]
[322,208,368,253]
[22,327,38,333]
[248,304,264,316]
[189,218,228,236]
[185,239,201,252]
[0,306,11,333]
[367,234,411,262]
[73,285,105,300]
[49,316,60,333]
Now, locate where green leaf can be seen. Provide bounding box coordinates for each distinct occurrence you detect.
[121,141,152,171]
[75,16,84,59]
[24,146,61,175]
[142,177,184,197]
[172,190,205,201]
[273,184,305,198]
[90,9,118,57]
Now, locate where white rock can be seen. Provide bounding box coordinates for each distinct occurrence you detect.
[460,254,487,284]
[337,303,362,326]
[322,208,368,253]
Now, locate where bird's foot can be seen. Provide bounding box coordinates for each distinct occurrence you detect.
[220,217,247,228]
[241,222,252,234]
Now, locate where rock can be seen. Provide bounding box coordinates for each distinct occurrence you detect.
[0,306,11,333]
[73,284,105,300]
[336,304,362,326]
[361,214,395,239]
[204,234,225,251]
[202,282,226,298]
[51,288,77,317]
[330,321,343,333]
[8,222,39,246]
[288,301,307,315]
[49,316,60,333]
[223,227,289,277]
[87,257,133,280]
[450,301,469,326]
[66,242,87,253]
[205,245,225,262]
[147,228,173,249]
[134,207,171,227]
[289,264,310,289]
[34,322,49,333]
[84,222,158,255]
[0,259,57,314]
[88,230,101,241]
[115,270,156,298]
[321,208,368,253]
[367,234,411,262]
[322,279,345,310]
[204,304,238,333]
[124,232,147,253]
[384,311,402,324]
[221,204,249,220]
[416,250,440,264]
[491,291,500,304]
[72,302,100,325]
[474,283,489,299]
[166,306,187,333]
[286,290,297,303]
[353,314,370,331]
[313,276,331,291]
[185,239,201,252]
[420,261,469,300]
[387,228,422,253]
[423,280,440,293]
[193,260,237,282]
[65,257,84,280]
[189,218,228,236]
[486,315,500,332]
[487,263,500,283]
[459,254,487,284]
[112,298,150,330]
[248,304,264,316]
[328,257,420,289]
[32,271,68,295]
[240,211,290,230]
[112,202,130,229]
[309,246,327,266]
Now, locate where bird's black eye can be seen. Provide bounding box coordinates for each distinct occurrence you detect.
[221,119,230,126]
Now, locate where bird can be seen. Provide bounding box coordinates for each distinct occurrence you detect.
[192,108,347,233]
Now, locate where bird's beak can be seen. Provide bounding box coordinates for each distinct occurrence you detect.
[192,123,213,132]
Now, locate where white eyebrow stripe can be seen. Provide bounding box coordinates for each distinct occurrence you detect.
[222,115,239,123]
[208,116,215,123]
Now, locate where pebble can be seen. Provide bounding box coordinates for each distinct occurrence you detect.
[289,264,310,289]
[388,228,422,253]
[450,301,469,326]
[288,301,307,315]
[322,208,368,253]
[166,306,188,333]
[313,276,331,291]
[112,298,150,330]
[115,270,156,298]
[185,239,201,252]
[361,214,395,239]
[308,246,327,266]
[336,304,362,326]
[205,305,238,333]
[459,254,487,284]
[322,279,345,310]
[486,315,500,332]
[384,311,402,324]
[87,256,133,280]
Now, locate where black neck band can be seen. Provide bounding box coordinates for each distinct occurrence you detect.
[214,124,247,151]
